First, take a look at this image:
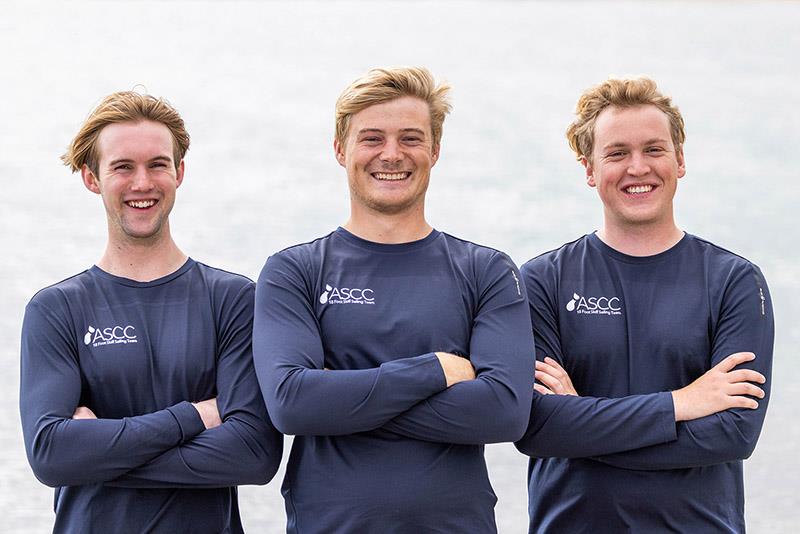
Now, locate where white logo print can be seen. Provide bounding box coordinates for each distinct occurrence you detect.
[566,292,622,316]
[84,324,138,347]
[319,283,375,305]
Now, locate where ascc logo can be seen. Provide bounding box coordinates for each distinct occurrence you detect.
[84,324,138,347]
[566,292,622,316]
[319,284,375,305]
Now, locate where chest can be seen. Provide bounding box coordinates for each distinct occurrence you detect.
[557,259,712,395]
[313,255,476,369]
[75,294,218,414]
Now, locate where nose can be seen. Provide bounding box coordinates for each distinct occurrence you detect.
[627,152,651,177]
[379,138,403,164]
[130,167,155,191]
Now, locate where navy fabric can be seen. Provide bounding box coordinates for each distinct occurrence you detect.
[20,259,282,534]
[254,227,534,534]
[516,233,774,533]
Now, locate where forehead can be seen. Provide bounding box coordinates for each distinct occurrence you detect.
[96,120,174,163]
[349,96,432,134]
[593,105,673,149]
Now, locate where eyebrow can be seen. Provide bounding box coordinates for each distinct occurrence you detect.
[107,155,172,167]
[601,138,670,151]
[356,128,427,136]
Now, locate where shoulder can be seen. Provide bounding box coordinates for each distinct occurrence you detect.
[684,234,766,280]
[27,270,93,309]
[192,260,254,290]
[521,234,590,278]
[438,232,514,265]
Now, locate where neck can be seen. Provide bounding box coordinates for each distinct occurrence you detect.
[344,203,431,244]
[597,218,684,257]
[97,228,187,282]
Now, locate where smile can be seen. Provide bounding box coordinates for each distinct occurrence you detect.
[625,185,653,194]
[126,200,156,209]
[373,172,410,181]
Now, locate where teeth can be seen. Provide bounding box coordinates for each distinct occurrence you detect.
[374,172,408,181]
[626,185,653,194]
[127,200,156,208]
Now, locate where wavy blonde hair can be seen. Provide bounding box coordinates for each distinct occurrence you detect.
[62,91,189,174]
[335,67,452,149]
[566,77,685,161]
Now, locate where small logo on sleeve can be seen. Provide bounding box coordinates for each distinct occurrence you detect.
[566,292,622,316]
[84,324,138,347]
[320,283,375,305]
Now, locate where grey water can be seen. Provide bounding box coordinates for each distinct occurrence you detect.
[1,1,798,532]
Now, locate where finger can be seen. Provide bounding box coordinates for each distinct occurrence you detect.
[727,369,767,385]
[534,383,554,395]
[543,357,567,373]
[726,395,759,410]
[537,360,567,381]
[715,352,756,372]
[728,382,765,399]
[535,370,565,394]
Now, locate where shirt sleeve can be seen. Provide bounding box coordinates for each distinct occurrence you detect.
[380,253,535,444]
[106,283,283,488]
[514,258,678,458]
[253,253,448,436]
[20,299,206,488]
[592,264,774,470]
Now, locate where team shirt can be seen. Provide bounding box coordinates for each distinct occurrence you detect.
[20,259,282,534]
[254,227,534,533]
[516,233,774,533]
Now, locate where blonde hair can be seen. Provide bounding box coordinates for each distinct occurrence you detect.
[62,91,190,173]
[566,77,685,161]
[335,67,452,149]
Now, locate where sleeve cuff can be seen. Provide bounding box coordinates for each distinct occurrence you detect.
[167,401,206,443]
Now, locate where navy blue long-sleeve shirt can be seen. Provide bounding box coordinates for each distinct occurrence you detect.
[515,233,774,533]
[20,259,283,534]
[253,227,534,533]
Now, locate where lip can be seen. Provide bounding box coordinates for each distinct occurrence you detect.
[370,171,412,181]
[621,183,658,196]
[125,199,159,209]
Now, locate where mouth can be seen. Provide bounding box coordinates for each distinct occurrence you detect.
[624,184,655,195]
[126,199,157,209]
[372,172,411,181]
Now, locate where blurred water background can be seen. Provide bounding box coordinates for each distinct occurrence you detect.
[1,1,798,532]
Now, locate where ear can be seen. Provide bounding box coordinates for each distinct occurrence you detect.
[175,159,185,188]
[676,147,686,179]
[81,165,101,194]
[430,143,440,167]
[581,156,596,188]
[333,139,346,168]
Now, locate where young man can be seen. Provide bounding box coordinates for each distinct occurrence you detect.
[253,67,534,532]
[515,78,774,532]
[20,92,282,533]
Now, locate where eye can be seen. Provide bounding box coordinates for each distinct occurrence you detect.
[114,164,132,171]
[150,161,168,168]
[605,151,625,160]
[402,136,423,144]
[645,146,665,155]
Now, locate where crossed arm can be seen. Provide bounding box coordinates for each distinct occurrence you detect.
[253,252,533,443]
[20,286,282,489]
[516,264,774,467]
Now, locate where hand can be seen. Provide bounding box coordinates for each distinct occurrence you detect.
[192,398,222,430]
[435,352,476,387]
[534,357,578,396]
[672,352,766,422]
[72,406,97,419]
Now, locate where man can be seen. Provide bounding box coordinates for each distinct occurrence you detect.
[20,92,282,533]
[253,67,534,532]
[515,78,774,532]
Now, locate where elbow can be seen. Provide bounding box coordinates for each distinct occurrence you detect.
[485,405,530,444]
[28,452,71,488]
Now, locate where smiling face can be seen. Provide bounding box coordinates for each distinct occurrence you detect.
[82,120,184,246]
[334,96,439,217]
[583,104,686,233]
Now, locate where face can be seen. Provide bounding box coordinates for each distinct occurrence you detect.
[583,105,685,231]
[82,120,184,245]
[334,96,439,216]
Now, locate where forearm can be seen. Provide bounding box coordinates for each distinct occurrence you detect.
[514,391,677,458]
[106,414,283,488]
[261,353,447,435]
[381,373,532,444]
[24,402,205,487]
